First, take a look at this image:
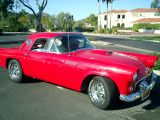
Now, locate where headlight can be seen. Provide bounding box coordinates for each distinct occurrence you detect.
[133,72,137,82]
[154,61,157,67]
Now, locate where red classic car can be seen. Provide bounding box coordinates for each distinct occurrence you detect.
[0,32,158,109]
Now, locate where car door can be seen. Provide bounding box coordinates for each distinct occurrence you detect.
[23,51,62,83]
[21,38,63,84]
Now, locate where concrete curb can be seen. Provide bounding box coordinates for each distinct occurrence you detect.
[153,70,160,76]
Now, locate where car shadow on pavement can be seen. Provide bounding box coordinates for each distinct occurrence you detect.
[111,76,160,110]
[142,76,160,110]
[22,77,43,83]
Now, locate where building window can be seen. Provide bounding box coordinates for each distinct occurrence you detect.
[122,15,125,19]
[121,23,125,28]
[117,15,120,19]
[104,25,107,28]
[104,15,107,20]
[117,23,120,27]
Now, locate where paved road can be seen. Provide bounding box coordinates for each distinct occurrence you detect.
[87,34,160,53]
[0,33,160,120]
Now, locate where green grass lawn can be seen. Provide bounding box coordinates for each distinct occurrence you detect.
[130,36,160,41]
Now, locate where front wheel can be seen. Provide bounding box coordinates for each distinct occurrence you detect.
[88,76,117,110]
[8,59,24,83]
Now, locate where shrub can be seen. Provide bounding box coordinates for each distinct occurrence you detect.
[111,28,118,34]
[112,26,133,30]
[3,25,28,32]
[41,27,46,32]
[51,27,57,32]
[133,24,160,32]
[82,27,95,32]
[98,28,104,34]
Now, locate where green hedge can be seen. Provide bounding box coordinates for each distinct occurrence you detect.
[112,26,133,30]
[133,24,160,32]
[98,28,118,34]
[82,27,95,32]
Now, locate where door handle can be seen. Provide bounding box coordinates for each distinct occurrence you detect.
[25,53,29,56]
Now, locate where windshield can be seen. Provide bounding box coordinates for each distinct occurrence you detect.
[53,34,95,53]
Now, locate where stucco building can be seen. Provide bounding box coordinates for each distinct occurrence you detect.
[98,8,160,29]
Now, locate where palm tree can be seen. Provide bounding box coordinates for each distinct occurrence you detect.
[102,0,111,29]
[151,0,160,15]
[97,0,101,28]
[109,0,113,30]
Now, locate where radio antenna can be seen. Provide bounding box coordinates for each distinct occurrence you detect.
[68,16,71,57]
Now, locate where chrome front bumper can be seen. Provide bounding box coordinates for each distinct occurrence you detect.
[119,73,157,102]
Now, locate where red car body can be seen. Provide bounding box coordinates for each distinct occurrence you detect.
[0,32,158,109]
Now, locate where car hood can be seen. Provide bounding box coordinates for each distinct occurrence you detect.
[74,49,142,67]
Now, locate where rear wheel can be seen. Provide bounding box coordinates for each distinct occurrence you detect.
[8,59,24,83]
[88,76,117,110]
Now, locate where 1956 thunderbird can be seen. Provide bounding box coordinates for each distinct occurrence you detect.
[0,32,158,109]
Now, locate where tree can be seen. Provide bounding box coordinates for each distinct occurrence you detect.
[74,21,84,28]
[151,0,160,15]
[102,0,111,28]
[27,14,36,28]
[19,0,48,32]
[56,12,74,31]
[86,14,98,26]
[0,0,14,18]
[18,16,28,26]
[97,0,101,28]
[41,13,52,30]
[0,0,14,28]
[109,0,113,30]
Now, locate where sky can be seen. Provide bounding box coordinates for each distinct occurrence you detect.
[15,0,154,21]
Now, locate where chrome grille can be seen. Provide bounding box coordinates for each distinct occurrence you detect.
[134,73,152,92]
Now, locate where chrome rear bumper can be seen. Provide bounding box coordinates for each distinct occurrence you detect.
[119,73,157,102]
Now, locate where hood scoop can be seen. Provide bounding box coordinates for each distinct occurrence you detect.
[107,51,113,55]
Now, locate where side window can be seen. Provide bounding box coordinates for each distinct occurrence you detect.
[26,39,32,46]
[54,37,69,53]
[31,38,49,52]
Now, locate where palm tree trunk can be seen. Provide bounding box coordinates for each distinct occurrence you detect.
[109,0,113,30]
[106,1,109,28]
[98,0,101,28]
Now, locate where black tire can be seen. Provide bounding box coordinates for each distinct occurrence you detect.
[88,76,117,110]
[8,59,24,83]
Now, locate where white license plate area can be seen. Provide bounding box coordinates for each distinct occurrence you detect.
[142,90,150,100]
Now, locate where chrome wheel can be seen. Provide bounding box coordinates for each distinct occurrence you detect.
[8,59,24,83]
[9,64,20,80]
[91,82,105,103]
[88,76,117,110]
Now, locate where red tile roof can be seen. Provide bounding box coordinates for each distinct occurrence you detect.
[103,8,159,14]
[104,10,128,14]
[131,18,160,23]
[131,8,159,12]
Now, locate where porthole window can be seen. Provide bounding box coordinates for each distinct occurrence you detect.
[26,39,32,46]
